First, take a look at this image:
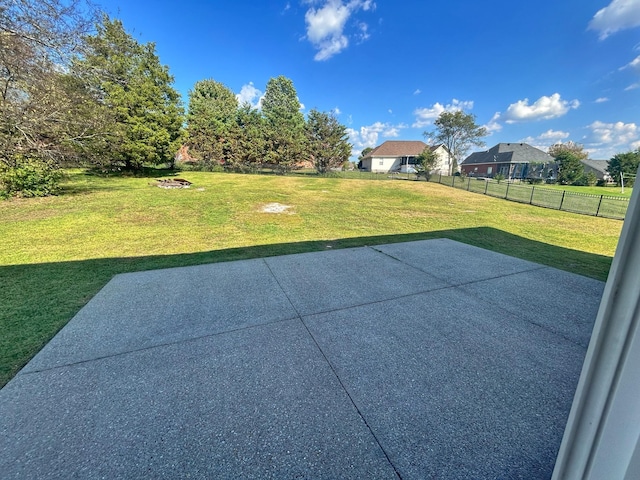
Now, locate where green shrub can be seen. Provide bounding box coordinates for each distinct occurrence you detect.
[494,173,505,184]
[0,156,61,198]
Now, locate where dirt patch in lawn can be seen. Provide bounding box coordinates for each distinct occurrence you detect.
[260,203,294,214]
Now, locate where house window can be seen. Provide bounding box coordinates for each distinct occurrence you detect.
[379,160,384,166]
[487,167,493,174]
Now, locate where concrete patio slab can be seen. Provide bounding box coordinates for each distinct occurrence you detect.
[23,259,299,371]
[264,246,449,315]
[374,238,545,285]
[0,240,605,479]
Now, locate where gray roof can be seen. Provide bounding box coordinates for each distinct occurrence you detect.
[581,159,609,174]
[462,143,553,165]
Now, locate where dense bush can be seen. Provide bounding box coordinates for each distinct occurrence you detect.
[0,157,62,198]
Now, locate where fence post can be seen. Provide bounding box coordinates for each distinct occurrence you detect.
[439,173,442,184]
[484,180,489,195]
[467,177,471,191]
[596,195,603,217]
[530,186,535,204]
[505,181,510,199]
[452,176,455,187]
[559,191,566,211]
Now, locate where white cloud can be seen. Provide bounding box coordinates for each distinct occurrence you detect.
[518,130,571,152]
[625,83,640,90]
[412,99,474,128]
[595,97,610,103]
[620,55,640,73]
[236,82,264,109]
[503,93,579,123]
[304,0,375,61]
[588,120,639,146]
[538,129,571,141]
[347,121,405,151]
[413,89,421,95]
[484,112,502,134]
[589,0,640,40]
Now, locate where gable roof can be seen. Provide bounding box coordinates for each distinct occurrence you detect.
[581,159,609,174]
[462,143,553,165]
[364,140,428,158]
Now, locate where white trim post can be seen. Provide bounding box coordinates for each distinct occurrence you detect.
[553,165,640,479]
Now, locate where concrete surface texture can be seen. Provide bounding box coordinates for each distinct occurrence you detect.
[0,239,605,479]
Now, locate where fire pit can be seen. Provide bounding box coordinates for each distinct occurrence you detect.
[156,178,192,189]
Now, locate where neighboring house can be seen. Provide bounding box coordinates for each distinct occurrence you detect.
[360,141,452,175]
[581,159,612,182]
[461,143,554,179]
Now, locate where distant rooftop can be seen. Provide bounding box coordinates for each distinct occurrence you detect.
[463,143,553,165]
[364,140,428,158]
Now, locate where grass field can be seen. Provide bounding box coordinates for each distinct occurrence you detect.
[0,169,625,387]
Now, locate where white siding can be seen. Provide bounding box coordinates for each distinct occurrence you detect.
[369,156,400,173]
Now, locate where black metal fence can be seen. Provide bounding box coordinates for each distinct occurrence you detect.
[433,175,628,220]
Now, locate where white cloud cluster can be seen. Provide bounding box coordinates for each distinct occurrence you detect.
[595,97,610,103]
[519,129,570,151]
[588,120,639,147]
[484,112,502,134]
[347,121,406,155]
[502,93,579,123]
[236,82,264,109]
[412,99,474,128]
[304,0,375,61]
[589,0,640,40]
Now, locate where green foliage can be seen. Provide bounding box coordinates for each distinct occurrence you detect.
[359,147,373,160]
[186,79,238,168]
[548,141,588,161]
[0,156,61,198]
[607,150,640,187]
[556,151,585,185]
[494,173,505,183]
[262,76,307,173]
[305,109,351,174]
[425,111,486,174]
[0,0,101,195]
[75,16,184,171]
[228,104,267,172]
[415,147,439,180]
[586,171,598,186]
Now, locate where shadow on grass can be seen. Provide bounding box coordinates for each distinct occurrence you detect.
[0,226,613,388]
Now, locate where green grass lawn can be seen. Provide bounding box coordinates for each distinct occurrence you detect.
[535,183,631,197]
[0,169,625,387]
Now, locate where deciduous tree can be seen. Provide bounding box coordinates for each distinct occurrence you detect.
[555,151,585,185]
[0,0,100,195]
[305,109,351,174]
[548,141,588,161]
[415,147,439,180]
[607,150,640,187]
[424,111,486,175]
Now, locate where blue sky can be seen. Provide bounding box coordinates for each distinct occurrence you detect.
[99,0,640,160]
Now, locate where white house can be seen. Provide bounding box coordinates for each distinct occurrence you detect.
[360,141,452,175]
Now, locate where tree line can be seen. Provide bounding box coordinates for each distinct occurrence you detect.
[0,1,351,197]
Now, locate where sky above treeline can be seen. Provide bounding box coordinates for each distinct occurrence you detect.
[98,0,640,160]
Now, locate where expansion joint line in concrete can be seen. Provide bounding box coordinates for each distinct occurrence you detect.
[261,259,404,480]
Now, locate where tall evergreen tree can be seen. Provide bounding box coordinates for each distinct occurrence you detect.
[75,16,183,171]
[228,103,266,172]
[305,109,351,174]
[186,79,238,169]
[261,76,306,173]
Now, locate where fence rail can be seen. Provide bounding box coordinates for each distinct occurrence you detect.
[433,174,628,220]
